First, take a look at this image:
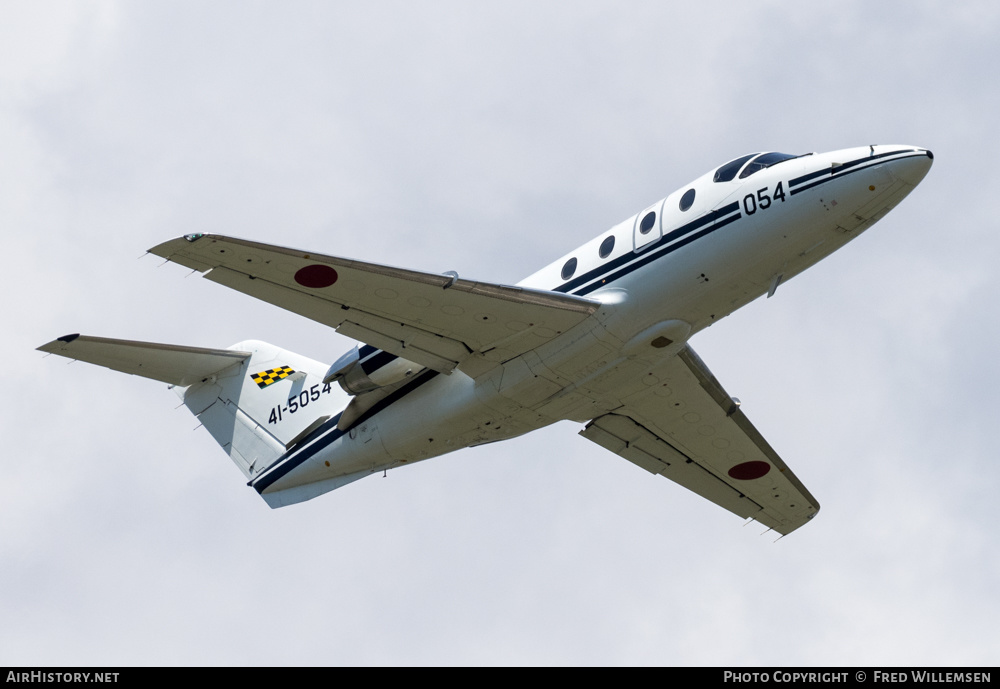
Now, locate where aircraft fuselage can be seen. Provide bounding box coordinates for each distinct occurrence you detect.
[252,145,933,506]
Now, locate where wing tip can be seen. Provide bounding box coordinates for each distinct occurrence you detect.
[37,333,81,353]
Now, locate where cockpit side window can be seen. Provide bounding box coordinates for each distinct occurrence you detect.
[713,154,758,183]
[738,152,800,179]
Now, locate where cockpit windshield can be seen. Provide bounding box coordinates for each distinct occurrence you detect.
[713,154,757,183]
[713,151,803,183]
[738,152,801,179]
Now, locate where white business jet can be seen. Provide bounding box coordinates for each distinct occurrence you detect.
[39,144,932,535]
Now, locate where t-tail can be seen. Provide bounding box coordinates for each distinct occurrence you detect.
[37,335,351,491]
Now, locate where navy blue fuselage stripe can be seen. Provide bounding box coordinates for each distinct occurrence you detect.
[553,202,741,295]
[788,166,831,187]
[352,370,440,429]
[251,414,345,492]
[575,211,742,296]
[361,349,398,374]
[790,152,927,197]
[662,203,739,245]
[820,148,917,177]
[789,149,920,191]
[358,344,379,359]
[251,370,441,494]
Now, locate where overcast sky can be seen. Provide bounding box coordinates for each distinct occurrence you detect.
[3,0,998,666]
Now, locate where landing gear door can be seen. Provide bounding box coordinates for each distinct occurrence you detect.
[633,199,666,252]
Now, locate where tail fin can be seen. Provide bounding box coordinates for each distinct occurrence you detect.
[38,335,350,481]
[180,340,350,478]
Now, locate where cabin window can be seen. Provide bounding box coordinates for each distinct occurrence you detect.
[639,211,656,234]
[561,257,578,280]
[599,235,615,258]
[679,188,696,211]
[713,154,757,182]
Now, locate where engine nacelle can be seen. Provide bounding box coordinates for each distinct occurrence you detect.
[323,346,424,395]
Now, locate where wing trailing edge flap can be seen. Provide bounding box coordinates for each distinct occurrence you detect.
[677,346,819,513]
[148,234,600,378]
[37,334,250,387]
[579,346,820,536]
[581,414,762,521]
[203,266,466,373]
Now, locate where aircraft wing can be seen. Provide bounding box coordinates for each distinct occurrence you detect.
[580,347,819,535]
[149,234,599,377]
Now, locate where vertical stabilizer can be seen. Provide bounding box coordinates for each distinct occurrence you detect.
[178,340,350,479]
[38,334,352,488]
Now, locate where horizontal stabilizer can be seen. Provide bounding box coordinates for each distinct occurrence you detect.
[37,334,250,386]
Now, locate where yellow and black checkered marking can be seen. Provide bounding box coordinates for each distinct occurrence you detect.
[252,366,295,389]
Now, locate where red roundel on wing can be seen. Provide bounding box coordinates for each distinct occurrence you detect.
[728,460,771,480]
[294,264,338,288]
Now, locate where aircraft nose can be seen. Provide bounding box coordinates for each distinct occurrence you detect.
[889,149,933,187]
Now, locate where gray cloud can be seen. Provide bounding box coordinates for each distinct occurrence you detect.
[3,0,997,665]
